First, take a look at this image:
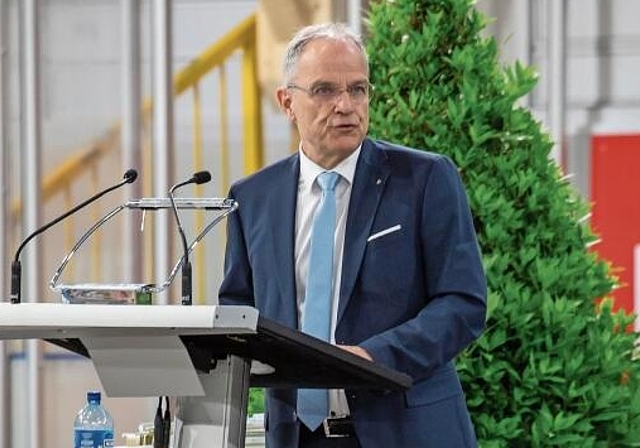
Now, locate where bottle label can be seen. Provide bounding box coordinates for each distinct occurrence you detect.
[74,429,115,448]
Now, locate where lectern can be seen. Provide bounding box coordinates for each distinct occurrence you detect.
[0,303,411,447]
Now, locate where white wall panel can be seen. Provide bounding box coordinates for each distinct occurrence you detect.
[42,1,121,63]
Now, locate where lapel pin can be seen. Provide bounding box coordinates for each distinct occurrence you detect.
[376,178,382,185]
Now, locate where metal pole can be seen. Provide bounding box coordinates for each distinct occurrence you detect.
[515,0,532,107]
[347,0,362,36]
[121,0,143,283]
[547,0,566,164]
[152,0,174,304]
[20,1,42,447]
[0,0,12,447]
[0,0,8,299]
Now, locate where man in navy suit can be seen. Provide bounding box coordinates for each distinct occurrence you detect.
[219,22,487,448]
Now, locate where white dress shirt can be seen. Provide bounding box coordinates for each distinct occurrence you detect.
[295,145,361,417]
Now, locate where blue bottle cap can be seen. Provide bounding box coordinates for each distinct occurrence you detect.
[87,391,101,403]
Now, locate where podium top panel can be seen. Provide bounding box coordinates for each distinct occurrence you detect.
[0,303,258,340]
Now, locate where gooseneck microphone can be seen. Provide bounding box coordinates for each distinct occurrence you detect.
[168,170,212,306]
[10,169,138,304]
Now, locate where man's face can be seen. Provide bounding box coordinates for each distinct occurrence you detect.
[276,38,370,169]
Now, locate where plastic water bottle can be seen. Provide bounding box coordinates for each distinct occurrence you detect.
[73,391,115,448]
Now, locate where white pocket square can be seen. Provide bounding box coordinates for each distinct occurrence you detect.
[367,224,402,242]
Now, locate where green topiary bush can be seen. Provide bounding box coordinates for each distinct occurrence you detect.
[366,0,640,446]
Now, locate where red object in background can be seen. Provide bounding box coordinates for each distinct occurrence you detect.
[590,133,640,316]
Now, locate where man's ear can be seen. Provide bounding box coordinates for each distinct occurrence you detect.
[276,87,296,122]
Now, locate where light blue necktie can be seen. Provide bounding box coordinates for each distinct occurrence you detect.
[297,171,340,431]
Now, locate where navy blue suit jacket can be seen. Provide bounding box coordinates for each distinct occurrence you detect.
[219,138,487,447]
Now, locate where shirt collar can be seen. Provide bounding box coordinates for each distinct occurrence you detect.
[298,145,361,188]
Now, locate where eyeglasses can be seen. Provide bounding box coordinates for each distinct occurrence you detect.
[286,82,371,103]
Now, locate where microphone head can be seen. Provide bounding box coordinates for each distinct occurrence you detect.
[123,169,138,184]
[192,170,212,185]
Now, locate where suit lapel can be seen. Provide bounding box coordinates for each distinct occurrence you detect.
[270,155,300,327]
[338,139,389,323]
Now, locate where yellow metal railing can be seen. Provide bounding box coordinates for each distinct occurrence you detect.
[11,13,262,301]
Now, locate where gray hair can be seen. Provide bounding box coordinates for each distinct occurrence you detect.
[282,23,368,84]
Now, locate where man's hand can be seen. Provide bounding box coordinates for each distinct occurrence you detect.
[338,345,373,361]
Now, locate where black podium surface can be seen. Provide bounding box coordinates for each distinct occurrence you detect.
[184,315,412,390]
